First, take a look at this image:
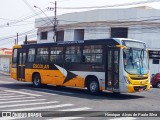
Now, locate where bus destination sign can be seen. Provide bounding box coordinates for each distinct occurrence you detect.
[149,50,160,59]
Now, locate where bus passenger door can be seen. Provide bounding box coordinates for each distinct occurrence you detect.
[106,47,119,91]
[17,49,26,81]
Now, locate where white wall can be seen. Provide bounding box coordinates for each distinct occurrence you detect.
[36,8,160,47]
[0,57,10,72]
[64,29,74,41]
[128,26,160,49]
[35,8,160,28]
[37,31,55,43]
[84,27,110,40]
[149,59,160,76]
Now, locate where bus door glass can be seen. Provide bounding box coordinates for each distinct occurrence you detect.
[17,49,26,80]
[106,47,119,91]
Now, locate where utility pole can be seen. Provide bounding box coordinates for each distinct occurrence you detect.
[16,33,19,45]
[34,4,56,42]
[38,1,58,42]
[24,35,27,44]
[53,1,57,42]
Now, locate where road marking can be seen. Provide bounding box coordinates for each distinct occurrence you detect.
[59,107,92,111]
[109,117,137,120]
[48,117,83,120]
[0,99,46,104]
[0,81,14,84]
[4,90,42,96]
[7,104,73,111]
[0,95,25,98]
[0,93,15,96]
[0,101,59,109]
[0,81,14,83]
[0,92,9,94]
[21,89,57,96]
[34,88,74,95]
[0,96,35,101]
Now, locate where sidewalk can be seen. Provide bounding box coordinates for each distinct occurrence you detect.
[0,71,10,76]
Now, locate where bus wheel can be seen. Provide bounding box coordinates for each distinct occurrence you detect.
[87,78,100,94]
[156,82,160,88]
[33,74,41,87]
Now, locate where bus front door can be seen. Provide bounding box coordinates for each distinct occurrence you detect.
[17,49,26,81]
[106,48,119,92]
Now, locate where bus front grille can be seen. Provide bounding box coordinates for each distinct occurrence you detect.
[130,77,148,80]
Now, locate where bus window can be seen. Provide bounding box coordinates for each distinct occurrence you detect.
[65,46,81,62]
[50,47,64,62]
[36,48,49,62]
[23,53,26,64]
[12,49,18,63]
[83,45,103,63]
[27,48,35,62]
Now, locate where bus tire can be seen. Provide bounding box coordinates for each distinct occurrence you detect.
[87,77,100,94]
[33,73,41,87]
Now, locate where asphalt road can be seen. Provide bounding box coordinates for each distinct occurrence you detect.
[0,73,160,120]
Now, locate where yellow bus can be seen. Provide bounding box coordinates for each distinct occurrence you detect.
[10,38,150,94]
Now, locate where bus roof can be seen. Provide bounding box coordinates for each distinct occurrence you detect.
[16,38,120,48]
[13,45,22,49]
[113,38,144,43]
[12,38,144,48]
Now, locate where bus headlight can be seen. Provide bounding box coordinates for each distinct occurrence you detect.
[124,76,131,84]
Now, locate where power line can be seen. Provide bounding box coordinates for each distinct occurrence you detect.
[34,6,54,25]
[23,0,36,13]
[2,14,160,28]
[0,1,157,29]
[2,0,160,47]
[0,33,37,47]
[0,8,48,28]
[23,0,53,28]
[1,24,160,47]
[0,20,52,43]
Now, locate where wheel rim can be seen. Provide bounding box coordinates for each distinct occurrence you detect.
[34,76,40,86]
[157,82,160,88]
[89,81,98,92]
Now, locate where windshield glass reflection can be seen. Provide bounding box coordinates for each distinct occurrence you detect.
[123,48,149,74]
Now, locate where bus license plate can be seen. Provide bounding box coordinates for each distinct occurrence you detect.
[138,88,143,92]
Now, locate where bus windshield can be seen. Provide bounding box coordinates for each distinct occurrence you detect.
[123,48,149,75]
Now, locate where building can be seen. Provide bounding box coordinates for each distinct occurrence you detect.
[35,6,160,75]
[0,48,12,72]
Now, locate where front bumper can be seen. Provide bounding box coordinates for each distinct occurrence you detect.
[127,83,150,93]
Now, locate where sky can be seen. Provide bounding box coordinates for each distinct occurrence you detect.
[0,0,160,48]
